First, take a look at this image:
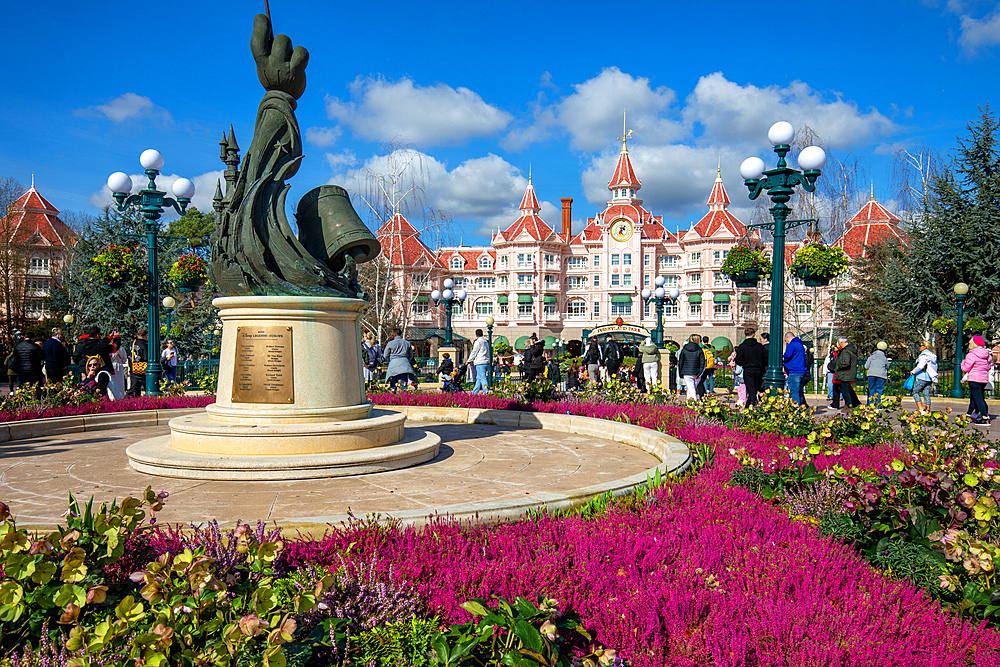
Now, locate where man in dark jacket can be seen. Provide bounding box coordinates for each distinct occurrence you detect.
[603,337,624,380]
[73,326,119,377]
[833,337,861,410]
[126,328,149,397]
[677,334,706,400]
[522,334,546,384]
[734,327,768,407]
[43,327,70,383]
[13,336,44,399]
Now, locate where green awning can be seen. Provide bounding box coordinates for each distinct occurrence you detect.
[543,295,557,304]
[517,295,533,304]
[497,295,509,304]
[514,335,530,350]
[413,295,429,303]
[688,294,702,303]
[493,335,509,346]
[740,294,752,302]
[544,335,557,349]
[714,294,730,303]
[611,295,632,303]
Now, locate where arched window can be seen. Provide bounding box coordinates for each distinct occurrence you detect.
[450,256,463,270]
[566,299,587,318]
[478,256,492,269]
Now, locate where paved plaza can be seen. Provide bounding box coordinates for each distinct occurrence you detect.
[1,420,659,531]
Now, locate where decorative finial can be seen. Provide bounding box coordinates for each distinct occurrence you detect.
[717,157,721,177]
[31,174,34,188]
[528,164,532,182]
[617,109,632,150]
[870,183,875,200]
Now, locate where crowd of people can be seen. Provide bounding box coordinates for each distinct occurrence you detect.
[2,325,201,401]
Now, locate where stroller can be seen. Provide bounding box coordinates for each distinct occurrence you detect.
[443,362,468,393]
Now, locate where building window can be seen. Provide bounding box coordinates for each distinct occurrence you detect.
[453,277,467,289]
[500,255,508,267]
[412,275,429,289]
[477,277,496,290]
[611,300,632,317]
[517,253,533,268]
[713,272,729,287]
[593,255,600,268]
[797,301,812,315]
[543,304,557,317]
[518,302,533,318]
[517,274,533,287]
[643,274,650,287]
[567,256,585,269]
[713,250,728,266]
[644,253,651,267]
[713,303,730,320]
[452,302,465,316]
[567,300,587,318]
[623,253,632,266]
[476,301,493,316]
[543,275,557,289]
[611,254,620,266]
[31,257,50,271]
[479,256,492,269]
[664,302,679,318]
[594,301,600,318]
[611,274,620,287]
[663,275,680,288]
[689,303,702,318]
[26,301,44,316]
[623,273,632,286]
[500,275,509,288]
[643,301,650,318]
[450,256,463,270]
[760,300,771,317]
[567,276,586,290]
[544,254,556,267]
[688,273,702,287]
[593,274,600,287]
[659,255,679,269]
[27,279,50,292]
[413,303,430,318]
[688,252,702,267]
[499,303,509,317]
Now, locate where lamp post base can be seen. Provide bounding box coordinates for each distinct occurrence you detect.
[764,366,786,394]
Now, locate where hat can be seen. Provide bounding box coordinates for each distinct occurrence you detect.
[973,334,987,347]
[876,341,888,351]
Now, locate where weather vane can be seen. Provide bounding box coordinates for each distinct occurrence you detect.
[617,110,633,149]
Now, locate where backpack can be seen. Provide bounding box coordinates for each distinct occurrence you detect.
[365,343,381,368]
[703,347,715,369]
[827,353,838,373]
[605,340,623,364]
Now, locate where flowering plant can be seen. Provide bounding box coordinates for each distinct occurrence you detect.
[720,245,773,278]
[932,316,987,335]
[90,244,140,284]
[165,253,207,285]
[788,242,850,278]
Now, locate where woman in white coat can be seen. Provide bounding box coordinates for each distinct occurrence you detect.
[110,344,128,399]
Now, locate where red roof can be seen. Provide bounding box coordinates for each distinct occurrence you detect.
[376,213,420,237]
[376,213,443,266]
[607,148,641,190]
[499,180,554,242]
[518,179,541,213]
[691,177,745,238]
[5,186,75,247]
[835,196,907,259]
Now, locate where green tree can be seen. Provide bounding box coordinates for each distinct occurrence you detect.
[167,207,215,255]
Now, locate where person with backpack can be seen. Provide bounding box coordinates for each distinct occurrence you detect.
[696,337,715,397]
[582,337,603,386]
[734,327,767,407]
[603,337,624,381]
[361,332,383,385]
[909,340,938,415]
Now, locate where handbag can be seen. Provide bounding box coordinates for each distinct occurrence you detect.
[131,340,147,375]
[903,374,915,392]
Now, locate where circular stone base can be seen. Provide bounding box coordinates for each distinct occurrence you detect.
[126,428,441,480]
[168,409,406,455]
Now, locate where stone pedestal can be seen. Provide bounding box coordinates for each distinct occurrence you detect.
[127,296,439,480]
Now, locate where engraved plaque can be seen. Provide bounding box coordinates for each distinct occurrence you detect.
[232,326,294,404]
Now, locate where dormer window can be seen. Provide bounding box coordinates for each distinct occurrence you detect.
[478,256,492,270]
[450,256,463,270]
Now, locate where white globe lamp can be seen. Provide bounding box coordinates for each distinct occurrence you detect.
[442,288,454,300]
[641,288,652,299]
[798,145,827,171]
[456,289,467,301]
[443,278,454,289]
[172,178,195,199]
[107,172,133,194]
[162,296,176,309]
[654,287,665,298]
[654,275,666,287]
[767,121,795,146]
[139,149,165,171]
[668,287,680,299]
[430,289,442,301]
[740,157,766,181]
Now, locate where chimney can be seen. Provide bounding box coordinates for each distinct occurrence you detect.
[560,197,573,239]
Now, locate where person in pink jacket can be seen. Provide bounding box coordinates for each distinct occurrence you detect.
[961,334,993,425]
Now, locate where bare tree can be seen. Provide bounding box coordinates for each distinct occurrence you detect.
[890,147,943,226]
[0,176,27,337]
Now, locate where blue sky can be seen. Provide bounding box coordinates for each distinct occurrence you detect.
[3,0,999,246]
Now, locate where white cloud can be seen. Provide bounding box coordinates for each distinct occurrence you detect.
[325,76,512,147]
[957,7,1000,53]
[89,170,224,216]
[683,73,897,148]
[74,93,172,124]
[305,126,342,147]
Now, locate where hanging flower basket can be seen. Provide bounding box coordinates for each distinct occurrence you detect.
[788,242,849,286]
[166,253,207,292]
[90,244,140,288]
[720,246,772,288]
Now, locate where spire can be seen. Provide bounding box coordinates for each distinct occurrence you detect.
[707,171,731,209]
[213,179,224,215]
[717,156,721,177]
[31,174,34,188]
[519,176,541,213]
[607,146,641,192]
[616,109,632,151]
[227,125,239,152]
[870,182,875,200]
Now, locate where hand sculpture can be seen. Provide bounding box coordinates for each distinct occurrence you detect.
[250,12,308,100]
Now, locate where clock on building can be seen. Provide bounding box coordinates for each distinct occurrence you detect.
[610,218,634,242]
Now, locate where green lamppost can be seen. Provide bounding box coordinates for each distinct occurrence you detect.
[430,278,467,347]
[641,279,680,348]
[486,316,495,387]
[107,150,194,396]
[951,282,970,399]
[740,122,827,393]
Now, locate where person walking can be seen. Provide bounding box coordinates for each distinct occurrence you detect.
[678,334,706,401]
[126,329,149,397]
[909,341,938,415]
[582,337,602,386]
[5,346,18,393]
[701,336,717,394]
[962,334,993,425]
[13,335,44,399]
[603,337,624,381]
[469,329,490,394]
[833,337,862,411]
[729,349,746,406]
[734,327,767,407]
[864,342,890,404]
[825,346,837,401]
[361,332,383,385]
[639,336,660,391]
[160,340,178,384]
[383,327,416,391]
[522,334,546,384]
[43,327,70,384]
[782,332,808,405]
[110,342,128,398]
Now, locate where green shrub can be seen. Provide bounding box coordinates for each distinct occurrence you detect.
[354,616,441,667]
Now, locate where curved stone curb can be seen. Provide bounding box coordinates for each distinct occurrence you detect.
[292,406,692,526]
[0,408,206,443]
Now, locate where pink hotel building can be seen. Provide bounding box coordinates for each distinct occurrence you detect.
[377,139,904,352]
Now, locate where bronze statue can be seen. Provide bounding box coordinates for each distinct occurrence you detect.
[209,9,380,298]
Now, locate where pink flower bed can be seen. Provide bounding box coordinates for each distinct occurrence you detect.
[312,392,991,665]
[0,395,216,423]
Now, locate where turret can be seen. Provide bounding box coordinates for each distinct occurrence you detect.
[212,179,224,217]
[223,126,241,198]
